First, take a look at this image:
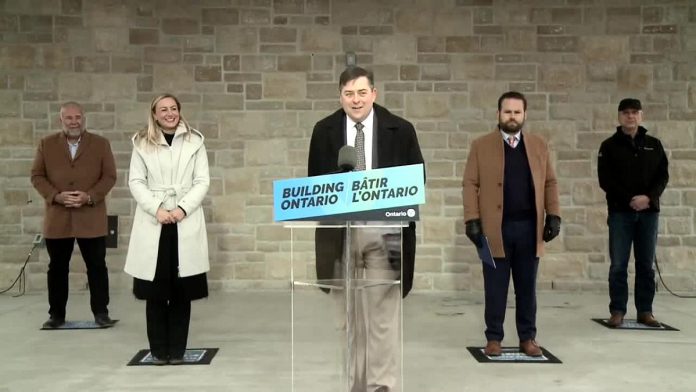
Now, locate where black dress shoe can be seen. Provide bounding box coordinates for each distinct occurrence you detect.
[94,313,115,327]
[150,356,168,366]
[42,317,65,329]
[168,357,185,365]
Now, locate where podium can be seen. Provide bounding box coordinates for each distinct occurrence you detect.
[287,221,407,392]
[274,164,425,392]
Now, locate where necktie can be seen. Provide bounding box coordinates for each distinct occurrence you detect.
[508,136,518,148]
[354,122,366,171]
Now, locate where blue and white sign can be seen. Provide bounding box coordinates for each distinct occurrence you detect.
[273,164,425,221]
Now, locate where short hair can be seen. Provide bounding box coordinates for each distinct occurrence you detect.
[338,66,374,91]
[497,91,527,111]
[60,101,84,116]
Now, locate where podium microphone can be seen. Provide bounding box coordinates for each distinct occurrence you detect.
[336,145,356,173]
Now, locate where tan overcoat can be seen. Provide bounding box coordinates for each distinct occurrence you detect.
[462,130,560,258]
[30,131,117,239]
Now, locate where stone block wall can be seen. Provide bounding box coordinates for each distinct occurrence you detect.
[1,0,695,293]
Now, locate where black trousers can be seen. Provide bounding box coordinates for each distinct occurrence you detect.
[483,219,539,342]
[45,236,109,319]
[146,297,191,359]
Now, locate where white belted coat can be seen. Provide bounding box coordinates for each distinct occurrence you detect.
[124,125,210,281]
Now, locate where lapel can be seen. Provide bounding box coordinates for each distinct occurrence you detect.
[72,131,90,162]
[176,132,200,184]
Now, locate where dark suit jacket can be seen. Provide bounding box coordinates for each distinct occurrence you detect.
[307,104,424,297]
[30,131,117,239]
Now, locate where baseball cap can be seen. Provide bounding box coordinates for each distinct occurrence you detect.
[618,98,642,111]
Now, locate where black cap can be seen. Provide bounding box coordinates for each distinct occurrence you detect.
[618,98,642,111]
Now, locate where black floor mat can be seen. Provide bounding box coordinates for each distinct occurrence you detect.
[40,320,119,330]
[467,346,562,363]
[592,318,679,331]
[127,348,219,366]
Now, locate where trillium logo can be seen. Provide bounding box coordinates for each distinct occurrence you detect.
[407,209,415,218]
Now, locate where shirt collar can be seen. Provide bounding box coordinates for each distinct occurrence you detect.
[500,129,521,143]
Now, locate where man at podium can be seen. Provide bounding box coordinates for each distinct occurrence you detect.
[308,66,424,392]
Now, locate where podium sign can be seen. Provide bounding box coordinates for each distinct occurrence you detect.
[273,164,425,221]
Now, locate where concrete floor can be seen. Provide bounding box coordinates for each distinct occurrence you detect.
[1,290,695,392]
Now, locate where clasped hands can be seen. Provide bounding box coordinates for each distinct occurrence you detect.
[54,191,89,208]
[629,195,650,211]
[156,207,186,224]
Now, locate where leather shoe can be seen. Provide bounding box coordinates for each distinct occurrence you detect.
[42,317,65,329]
[483,340,502,356]
[519,339,543,357]
[637,312,661,327]
[94,313,115,327]
[168,357,185,365]
[607,311,624,327]
[150,356,168,366]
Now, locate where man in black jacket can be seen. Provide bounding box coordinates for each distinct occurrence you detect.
[308,66,424,392]
[598,98,669,328]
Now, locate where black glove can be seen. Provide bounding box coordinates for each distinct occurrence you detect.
[465,219,483,248]
[543,214,561,242]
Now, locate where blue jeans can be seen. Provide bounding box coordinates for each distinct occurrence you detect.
[607,211,658,315]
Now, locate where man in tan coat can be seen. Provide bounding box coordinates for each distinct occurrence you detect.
[31,102,117,328]
[462,91,561,357]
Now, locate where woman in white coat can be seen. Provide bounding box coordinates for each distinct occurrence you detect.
[124,93,210,365]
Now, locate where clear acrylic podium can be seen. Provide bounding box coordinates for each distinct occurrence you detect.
[286,221,406,392]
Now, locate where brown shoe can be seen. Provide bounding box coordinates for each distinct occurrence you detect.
[607,311,624,327]
[519,339,543,357]
[483,340,502,356]
[637,312,661,327]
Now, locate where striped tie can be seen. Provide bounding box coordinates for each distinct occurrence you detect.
[354,122,366,171]
[508,136,518,148]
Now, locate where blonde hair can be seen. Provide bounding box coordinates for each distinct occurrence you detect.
[136,93,191,147]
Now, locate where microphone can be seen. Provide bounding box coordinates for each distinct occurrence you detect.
[335,145,356,173]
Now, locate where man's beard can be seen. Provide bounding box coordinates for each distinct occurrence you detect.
[498,120,523,134]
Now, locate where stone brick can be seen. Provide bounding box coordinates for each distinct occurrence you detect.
[202,94,243,110]
[537,25,565,35]
[306,83,335,99]
[91,74,136,102]
[216,27,258,53]
[19,15,52,32]
[395,7,433,34]
[239,9,271,25]
[153,64,193,92]
[434,8,472,35]
[263,73,305,99]
[505,26,536,51]
[274,0,303,14]
[617,65,652,91]
[62,0,82,15]
[0,45,36,69]
[538,36,578,52]
[111,56,142,73]
[161,18,199,35]
[223,55,240,71]
[277,55,310,72]
[202,8,239,25]
[193,65,221,82]
[74,56,110,73]
[0,91,21,118]
[643,25,677,34]
[445,36,480,52]
[300,27,341,52]
[246,84,262,100]
[495,64,536,81]
[260,27,297,43]
[128,28,157,45]
[420,64,450,81]
[400,65,419,81]
[0,119,32,145]
[579,36,628,63]
[418,37,444,52]
[247,139,286,166]
[607,7,641,34]
[405,94,449,119]
[538,64,583,92]
[144,47,182,63]
[551,8,582,24]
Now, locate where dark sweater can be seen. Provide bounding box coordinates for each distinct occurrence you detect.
[503,137,536,221]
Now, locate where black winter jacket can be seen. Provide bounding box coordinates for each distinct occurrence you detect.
[598,126,669,212]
